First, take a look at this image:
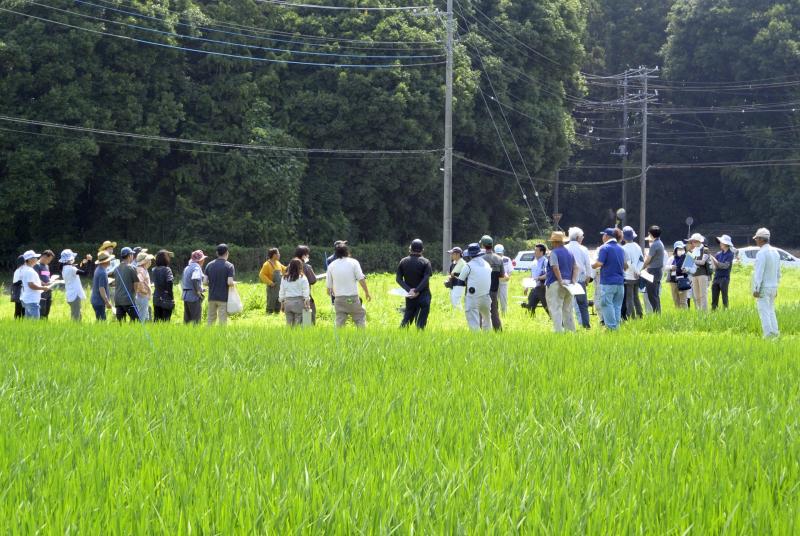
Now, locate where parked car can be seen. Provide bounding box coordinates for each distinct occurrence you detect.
[736,247,800,269]
[512,250,537,272]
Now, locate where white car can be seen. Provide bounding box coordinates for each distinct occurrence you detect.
[737,247,800,269]
[512,250,537,272]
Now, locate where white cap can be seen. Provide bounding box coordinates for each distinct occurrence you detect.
[753,228,771,240]
[494,244,505,255]
[23,250,41,261]
[568,227,584,241]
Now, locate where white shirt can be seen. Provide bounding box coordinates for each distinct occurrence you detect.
[622,242,644,280]
[12,266,23,284]
[63,264,86,302]
[566,241,592,283]
[753,244,781,292]
[326,257,365,297]
[458,256,491,296]
[20,265,43,304]
[279,276,310,301]
[500,256,513,279]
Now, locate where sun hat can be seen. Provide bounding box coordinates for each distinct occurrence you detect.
[96,251,115,264]
[549,231,567,243]
[601,228,617,238]
[59,249,77,264]
[410,239,424,253]
[622,225,637,242]
[191,250,207,262]
[716,234,734,247]
[752,228,771,240]
[479,235,494,248]
[447,246,463,255]
[133,246,147,256]
[22,250,41,261]
[494,244,505,255]
[687,233,706,244]
[673,241,686,250]
[136,252,155,265]
[98,240,117,252]
[333,240,348,247]
[466,243,484,258]
[119,247,134,258]
[568,227,584,241]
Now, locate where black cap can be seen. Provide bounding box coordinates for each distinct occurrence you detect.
[216,243,229,256]
[410,239,424,252]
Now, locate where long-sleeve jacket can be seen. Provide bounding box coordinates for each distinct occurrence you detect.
[753,244,781,293]
[259,260,285,286]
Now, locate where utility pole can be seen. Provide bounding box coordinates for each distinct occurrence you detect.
[442,0,453,272]
[621,72,629,212]
[637,66,658,247]
[553,169,559,219]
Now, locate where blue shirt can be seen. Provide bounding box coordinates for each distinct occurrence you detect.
[530,256,547,286]
[597,239,626,285]
[714,250,734,280]
[545,247,575,287]
[90,266,109,306]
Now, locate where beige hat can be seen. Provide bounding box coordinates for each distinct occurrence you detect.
[687,233,706,244]
[136,252,155,265]
[549,231,567,243]
[96,251,115,264]
[753,228,771,240]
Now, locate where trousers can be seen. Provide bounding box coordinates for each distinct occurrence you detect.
[334,295,366,328]
[183,300,203,324]
[623,280,643,319]
[712,278,730,310]
[645,277,662,314]
[756,287,779,338]
[23,301,41,319]
[489,291,502,331]
[573,282,590,328]
[68,299,82,321]
[283,297,305,327]
[207,300,229,326]
[465,294,492,331]
[692,275,709,311]
[669,282,689,309]
[527,286,549,317]
[450,286,464,310]
[599,284,624,330]
[497,282,509,314]
[546,284,576,333]
[401,292,431,329]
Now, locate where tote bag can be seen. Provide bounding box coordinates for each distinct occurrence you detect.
[227,286,244,315]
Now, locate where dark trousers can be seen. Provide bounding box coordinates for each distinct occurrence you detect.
[646,279,662,313]
[712,278,730,310]
[92,303,107,320]
[39,298,52,319]
[489,290,502,331]
[527,286,550,318]
[401,292,431,329]
[183,300,202,324]
[14,301,24,319]
[154,305,173,322]
[575,282,591,328]
[623,281,642,320]
[116,304,139,322]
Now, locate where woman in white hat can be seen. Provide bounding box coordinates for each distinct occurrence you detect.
[667,241,690,309]
[686,233,711,311]
[710,235,735,310]
[134,251,155,322]
[60,249,87,321]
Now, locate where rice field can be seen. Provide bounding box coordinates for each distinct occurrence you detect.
[1,268,799,533]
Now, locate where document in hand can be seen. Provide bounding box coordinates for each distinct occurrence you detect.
[639,271,655,283]
[564,283,586,296]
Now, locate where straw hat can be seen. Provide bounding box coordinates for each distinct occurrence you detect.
[549,231,567,243]
[96,251,115,264]
[98,240,117,252]
[136,252,155,265]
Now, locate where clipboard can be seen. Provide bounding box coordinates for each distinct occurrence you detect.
[565,284,586,296]
[639,271,654,283]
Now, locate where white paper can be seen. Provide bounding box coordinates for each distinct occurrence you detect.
[565,283,586,296]
[521,277,537,289]
[639,271,654,283]
[388,288,412,298]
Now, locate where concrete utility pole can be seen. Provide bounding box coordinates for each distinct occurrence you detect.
[621,72,629,212]
[442,0,453,272]
[639,69,648,247]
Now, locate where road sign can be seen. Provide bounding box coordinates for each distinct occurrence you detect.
[553,213,563,226]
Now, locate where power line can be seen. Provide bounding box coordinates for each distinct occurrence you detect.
[455,155,643,185]
[256,0,435,12]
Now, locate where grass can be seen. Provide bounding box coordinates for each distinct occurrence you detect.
[0,267,799,533]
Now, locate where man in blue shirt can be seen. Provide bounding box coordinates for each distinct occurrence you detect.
[710,234,735,310]
[592,228,628,330]
[526,244,550,318]
[545,231,579,333]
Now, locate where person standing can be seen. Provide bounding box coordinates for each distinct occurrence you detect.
[396,239,433,330]
[480,235,503,331]
[90,252,114,320]
[642,226,666,313]
[33,250,54,319]
[667,241,690,309]
[152,250,175,322]
[259,248,285,315]
[710,234,735,310]
[182,250,207,325]
[20,250,51,320]
[686,233,711,311]
[751,228,781,338]
[592,228,627,331]
[621,227,644,320]
[545,232,578,333]
[113,247,140,322]
[205,244,236,326]
[446,247,466,310]
[566,227,592,329]
[458,243,492,331]
[98,240,120,274]
[279,258,311,327]
[294,246,319,324]
[132,251,155,322]
[494,244,513,315]
[60,249,87,321]
[326,243,371,328]
[526,244,550,318]
[11,255,25,319]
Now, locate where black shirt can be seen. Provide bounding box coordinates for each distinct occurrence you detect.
[205,258,235,302]
[396,254,433,294]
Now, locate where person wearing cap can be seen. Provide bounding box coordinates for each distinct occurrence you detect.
[134,251,155,322]
[98,241,120,274]
[11,254,25,319]
[326,242,371,328]
[396,239,433,329]
[19,250,52,320]
[566,227,592,329]
[458,243,492,331]
[526,244,550,318]
[113,247,140,322]
[205,244,236,326]
[642,226,666,314]
[710,234,735,310]
[667,241,690,309]
[33,250,55,319]
[152,250,176,322]
[752,228,781,338]
[326,240,347,268]
[620,226,644,320]
[60,249,88,321]
[494,244,513,315]
[259,248,285,315]
[182,250,207,324]
[480,235,503,331]
[545,231,579,333]
[445,247,466,310]
[90,252,114,320]
[686,233,711,311]
[592,228,628,330]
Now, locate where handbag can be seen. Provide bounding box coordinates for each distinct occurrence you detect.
[677,276,692,291]
[227,286,244,315]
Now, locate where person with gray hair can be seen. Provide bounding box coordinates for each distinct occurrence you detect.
[751,228,781,338]
[565,226,592,328]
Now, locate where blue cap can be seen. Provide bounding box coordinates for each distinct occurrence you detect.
[601,228,617,237]
[120,247,134,258]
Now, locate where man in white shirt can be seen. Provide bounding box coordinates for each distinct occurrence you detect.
[494,244,513,315]
[752,227,781,338]
[621,226,644,319]
[20,250,51,320]
[566,227,593,329]
[326,243,371,328]
[458,243,492,331]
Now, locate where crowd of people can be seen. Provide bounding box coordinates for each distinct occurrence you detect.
[7,225,784,337]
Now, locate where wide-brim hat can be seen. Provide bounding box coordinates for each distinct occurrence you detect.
[687,233,706,243]
[98,240,117,252]
[622,226,637,241]
[191,250,208,262]
[716,235,734,247]
[752,228,770,240]
[673,241,686,250]
[59,249,77,263]
[96,252,115,264]
[22,250,41,261]
[136,252,155,265]
[549,231,567,243]
[465,243,484,258]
